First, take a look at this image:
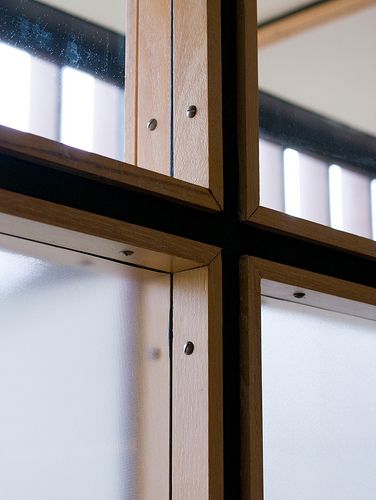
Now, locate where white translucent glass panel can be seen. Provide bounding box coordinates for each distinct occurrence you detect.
[261,140,375,235]
[93,78,125,161]
[296,152,329,225]
[0,43,31,132]
[61,66,125,160]
[283,148,329,224]
[262,295,376,500]
[258,3,376,240]
[0,241,170,500]
[29,57,60,140]
[329,165,372,238]
[0,0,126,162]
[260,139,284,211]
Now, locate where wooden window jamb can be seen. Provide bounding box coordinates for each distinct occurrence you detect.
[240,256,376,500]
[238,0,376,260]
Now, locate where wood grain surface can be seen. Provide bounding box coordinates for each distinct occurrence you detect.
[0,188,220,272]
[173,255,223,500]
[0,125,221,211]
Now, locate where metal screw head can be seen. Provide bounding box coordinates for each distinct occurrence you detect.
[293,292,306,299]
[186,105,197,118]
[184,341,194,355]
[147,118,158,131]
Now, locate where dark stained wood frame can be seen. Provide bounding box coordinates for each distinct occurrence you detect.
[239,0,376,261]
[240,256,376,500]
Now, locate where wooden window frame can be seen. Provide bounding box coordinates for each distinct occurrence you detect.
[1,1,376,499]
[238,0,376,260]
[125,0,223,209]
[0,186,223,500]
[240,256,376,500]
[0,0,223,212]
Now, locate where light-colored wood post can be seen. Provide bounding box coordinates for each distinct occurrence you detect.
[173,255,223,500]
[173,0,223,205]
[125,0,171,175]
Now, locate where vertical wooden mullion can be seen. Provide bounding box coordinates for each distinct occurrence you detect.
[172,255,223,500]
[125,0,139,165]
[125,0,171,174]
[173,0,223,204]
[240,257,264,500]
[238,0,260,218]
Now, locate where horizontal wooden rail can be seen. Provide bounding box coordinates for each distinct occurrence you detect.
[0,126,221,211]
[258,0,376,48]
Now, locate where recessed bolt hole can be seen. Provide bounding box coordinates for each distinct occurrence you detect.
[122,250,134,257]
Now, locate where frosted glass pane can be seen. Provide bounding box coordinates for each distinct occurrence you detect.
[0,242,170,500]
[262,296,376,500]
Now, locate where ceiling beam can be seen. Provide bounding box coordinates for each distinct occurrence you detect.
[258,0,376,48]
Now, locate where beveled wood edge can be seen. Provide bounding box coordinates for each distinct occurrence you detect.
[124,0,139,166]
[248,205,376,261]
[249,256,376,307]
[207,253,224,500]
[258,0,376,48]
[237,0,260,220]
[0,125,222,212]
[0,188,220,272]
[240,255,376,500]
[239,256,263,500]
[207,0,224,210]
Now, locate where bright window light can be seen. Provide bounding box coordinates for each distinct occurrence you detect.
[283,148,301,217]
[371,179,376,241]
[0,43,31,132]
[61,67,95,151]
[329,164,343,231]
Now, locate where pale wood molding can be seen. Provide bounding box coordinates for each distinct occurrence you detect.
[0,188,220,272]
[237,0,260,219]
[125,0,223,206]
[0,126,221,211]
[138,273,171,499]
[249,206,376,260]
[258,0,376,48]
[125,0,139,166]
[137,0,171,175]
[207,254,224,500]
[173,0,223,207]
[240,256,376,500]
[207,0,224,209]
[173,254,223,500]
